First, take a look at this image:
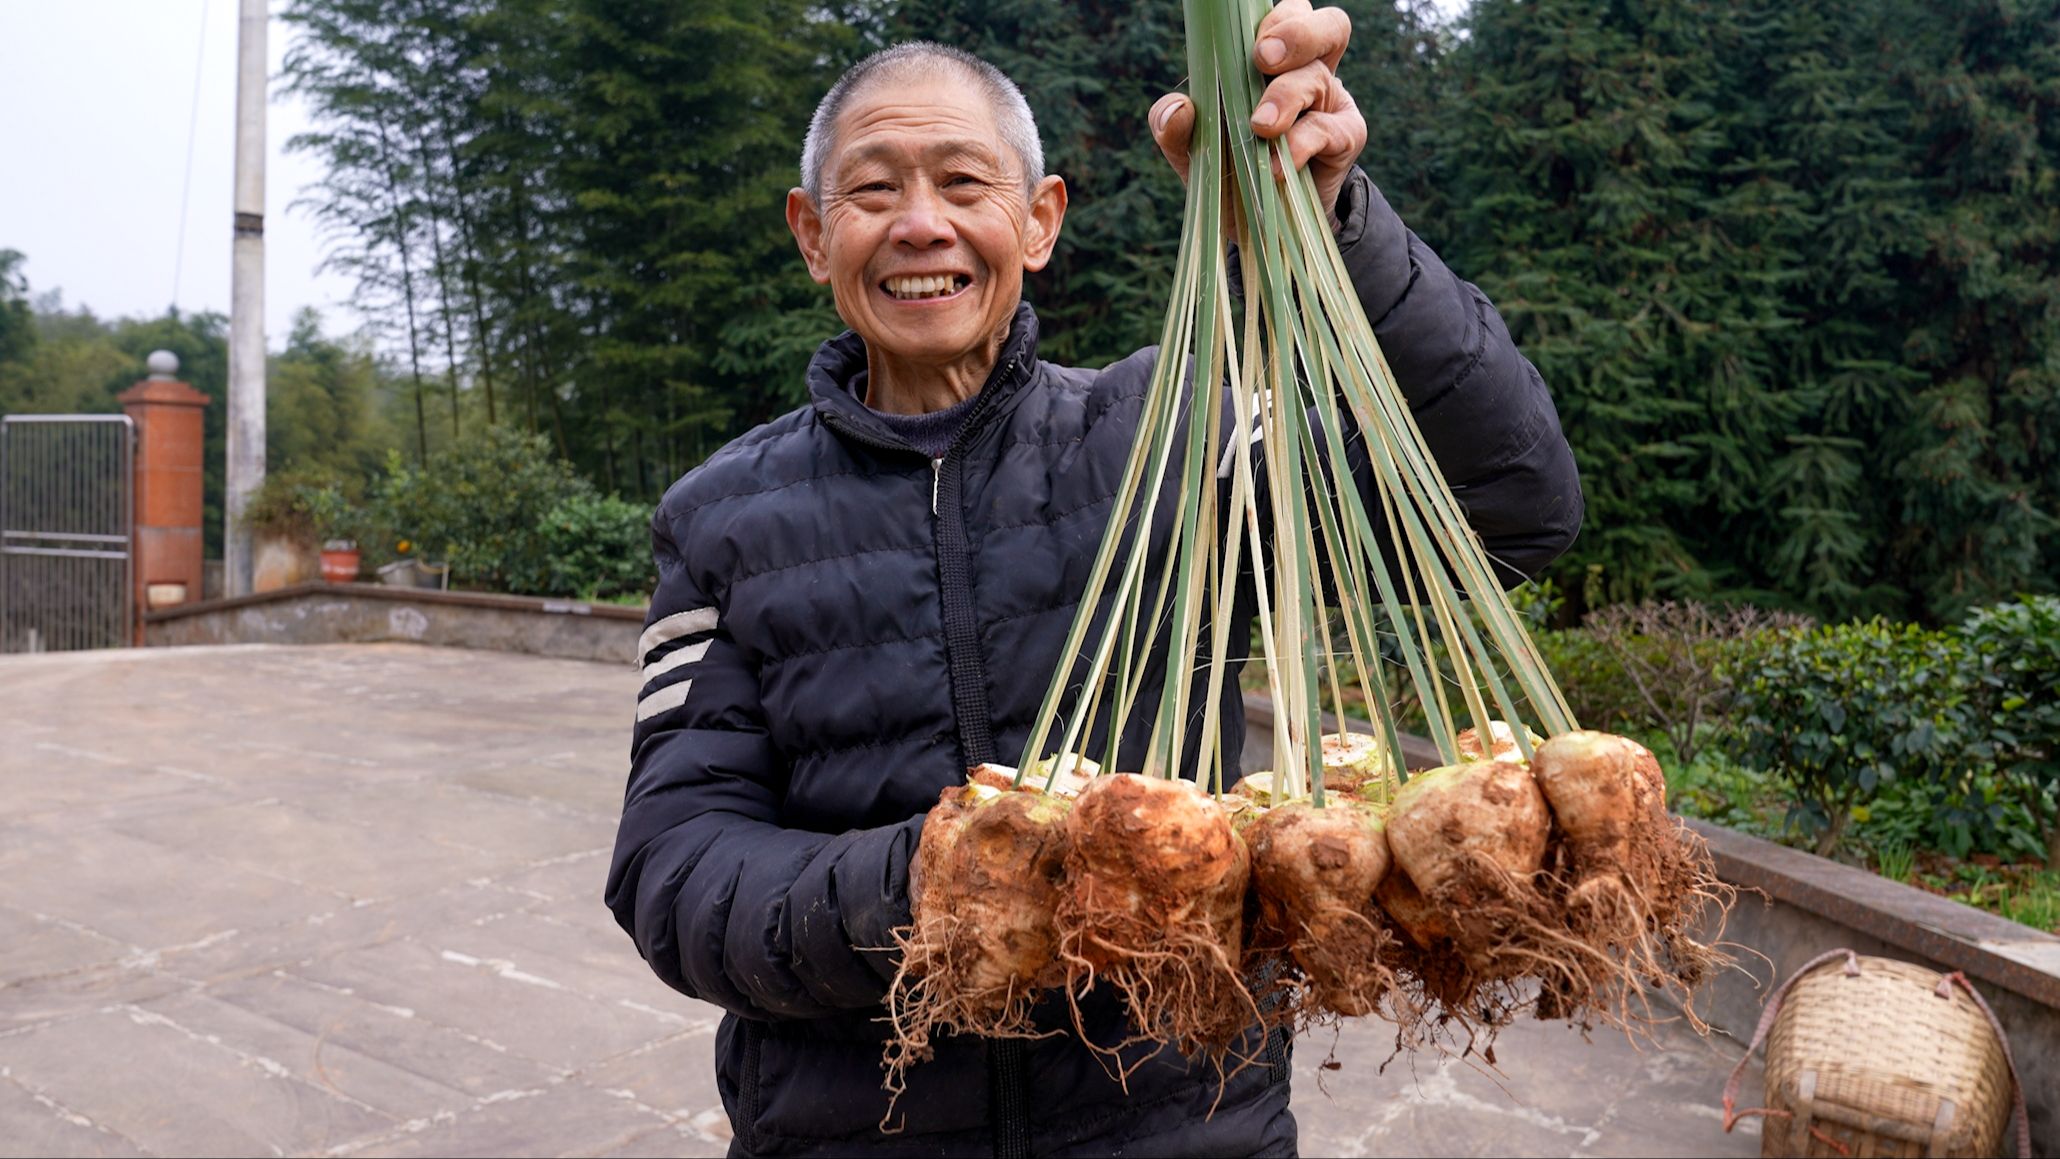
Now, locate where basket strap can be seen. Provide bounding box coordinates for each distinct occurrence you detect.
[1722,948,1860,1133]
[1935,971,2032,1159]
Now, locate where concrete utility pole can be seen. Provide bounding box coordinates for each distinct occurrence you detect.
[224,0,267,597]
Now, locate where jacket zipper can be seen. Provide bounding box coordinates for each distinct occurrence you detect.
[818,365,1020,769]
[820,370,1026,1154]
[928,442,997,766]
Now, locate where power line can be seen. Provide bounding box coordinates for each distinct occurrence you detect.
[172,0,212,312]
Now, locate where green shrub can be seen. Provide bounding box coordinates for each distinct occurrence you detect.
[1962,596,2060,865]
[373,427,652,600]
[529,493,655,602]
[1664,744,1786,840]
[1850,769,2050,864]
[1722,619,1990,856]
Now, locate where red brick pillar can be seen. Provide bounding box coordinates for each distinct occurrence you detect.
[119,351,212,637]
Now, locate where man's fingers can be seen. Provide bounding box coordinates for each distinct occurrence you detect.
[1251,60,1336,138]
[1151,92,1195,183]
[1254,0,1351,76]
[1284,106,1363,174]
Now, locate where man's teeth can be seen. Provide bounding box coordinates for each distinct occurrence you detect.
[885,275,964,300]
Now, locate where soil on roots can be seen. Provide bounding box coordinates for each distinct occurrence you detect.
[884,786,1070,1109]
[1054,773,1257,1074]
[1246,799,1401,1022]
[1530,732,1733,1026]
[1366,870,1519,1052]
[1385,762,1609,1014]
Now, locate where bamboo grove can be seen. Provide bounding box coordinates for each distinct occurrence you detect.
[278,0,2060,625]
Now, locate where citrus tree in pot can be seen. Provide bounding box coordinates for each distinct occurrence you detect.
[304,484,366,582]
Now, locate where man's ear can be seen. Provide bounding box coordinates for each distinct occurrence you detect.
[786,188,832,284]
[1020,175,1068,274]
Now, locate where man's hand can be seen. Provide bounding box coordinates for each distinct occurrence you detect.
[1149,0,1368,226]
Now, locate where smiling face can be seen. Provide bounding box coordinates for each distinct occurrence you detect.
[787,69,1066,412]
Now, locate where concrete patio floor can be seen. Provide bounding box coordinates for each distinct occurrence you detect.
[0,643,1762,1157]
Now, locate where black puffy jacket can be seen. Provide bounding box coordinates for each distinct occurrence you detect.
[607,169,1582,1158]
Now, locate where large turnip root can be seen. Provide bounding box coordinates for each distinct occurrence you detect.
[1245,798,1396,1019]
[1383,760,1595,995]
[886,780,1071,1100]
[1054,773,1255,1066]
[1529,731,1726,1001]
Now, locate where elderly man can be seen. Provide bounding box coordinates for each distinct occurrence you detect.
[607,3,1581,1155]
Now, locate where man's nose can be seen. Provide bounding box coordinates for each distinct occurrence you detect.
[888,182,955,248]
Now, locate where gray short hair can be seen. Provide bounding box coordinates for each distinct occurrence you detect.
[800,42,1045,204]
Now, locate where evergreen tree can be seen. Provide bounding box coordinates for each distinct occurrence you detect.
[1444,0,1803,611]
[547,0,851,494]
[1729,0,1925,617]
[1888,0,2060,618]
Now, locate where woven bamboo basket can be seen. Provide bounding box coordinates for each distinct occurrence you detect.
[1723,949,2031,1159]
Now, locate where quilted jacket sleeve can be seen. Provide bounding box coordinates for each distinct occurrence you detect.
[1331,167,1584,583]
[604,505,920,1022]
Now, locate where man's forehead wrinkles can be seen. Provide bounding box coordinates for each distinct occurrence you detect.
[845,138,1000,165]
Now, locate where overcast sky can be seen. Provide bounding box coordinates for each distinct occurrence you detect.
[0,0,355,346]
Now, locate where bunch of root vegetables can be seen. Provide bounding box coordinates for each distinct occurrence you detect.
[881,0,1730,1105]
[885,727,1727,1093]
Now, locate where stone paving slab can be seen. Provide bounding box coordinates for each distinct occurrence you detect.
[0,643,1762,1157]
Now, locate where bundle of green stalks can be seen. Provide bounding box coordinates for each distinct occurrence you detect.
[883,0,1730,1092]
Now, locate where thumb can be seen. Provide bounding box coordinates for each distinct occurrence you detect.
[1150,93,1195,185]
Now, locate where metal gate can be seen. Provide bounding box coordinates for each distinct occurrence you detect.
[0,415,134,653]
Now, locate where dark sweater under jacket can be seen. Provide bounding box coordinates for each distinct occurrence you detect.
[606,168,1583,1158]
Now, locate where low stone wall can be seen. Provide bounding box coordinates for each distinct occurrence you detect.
[1242,698,2057,1148]
[144,583,646,665]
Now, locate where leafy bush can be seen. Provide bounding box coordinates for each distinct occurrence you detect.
[374,427,652,600]
[526,493,655,602]
[1850,770,2051,865]
[1669,735,2053,871]
[1962,596,2060,865]
[1722,619,1990,856]
[1664,743,1786,840]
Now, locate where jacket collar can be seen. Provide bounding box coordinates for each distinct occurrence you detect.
[809,302,1041,453]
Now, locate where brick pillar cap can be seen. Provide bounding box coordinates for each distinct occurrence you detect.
[119,378,212,408]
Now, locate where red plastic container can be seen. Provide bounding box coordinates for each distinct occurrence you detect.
[319,541,361,583]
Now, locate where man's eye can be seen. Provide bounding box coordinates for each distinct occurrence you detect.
[945,175,982,187]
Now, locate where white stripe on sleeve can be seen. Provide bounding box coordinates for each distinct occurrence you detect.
[638,607,718,661]
[635,680,695,722]
[641,638,711,683]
